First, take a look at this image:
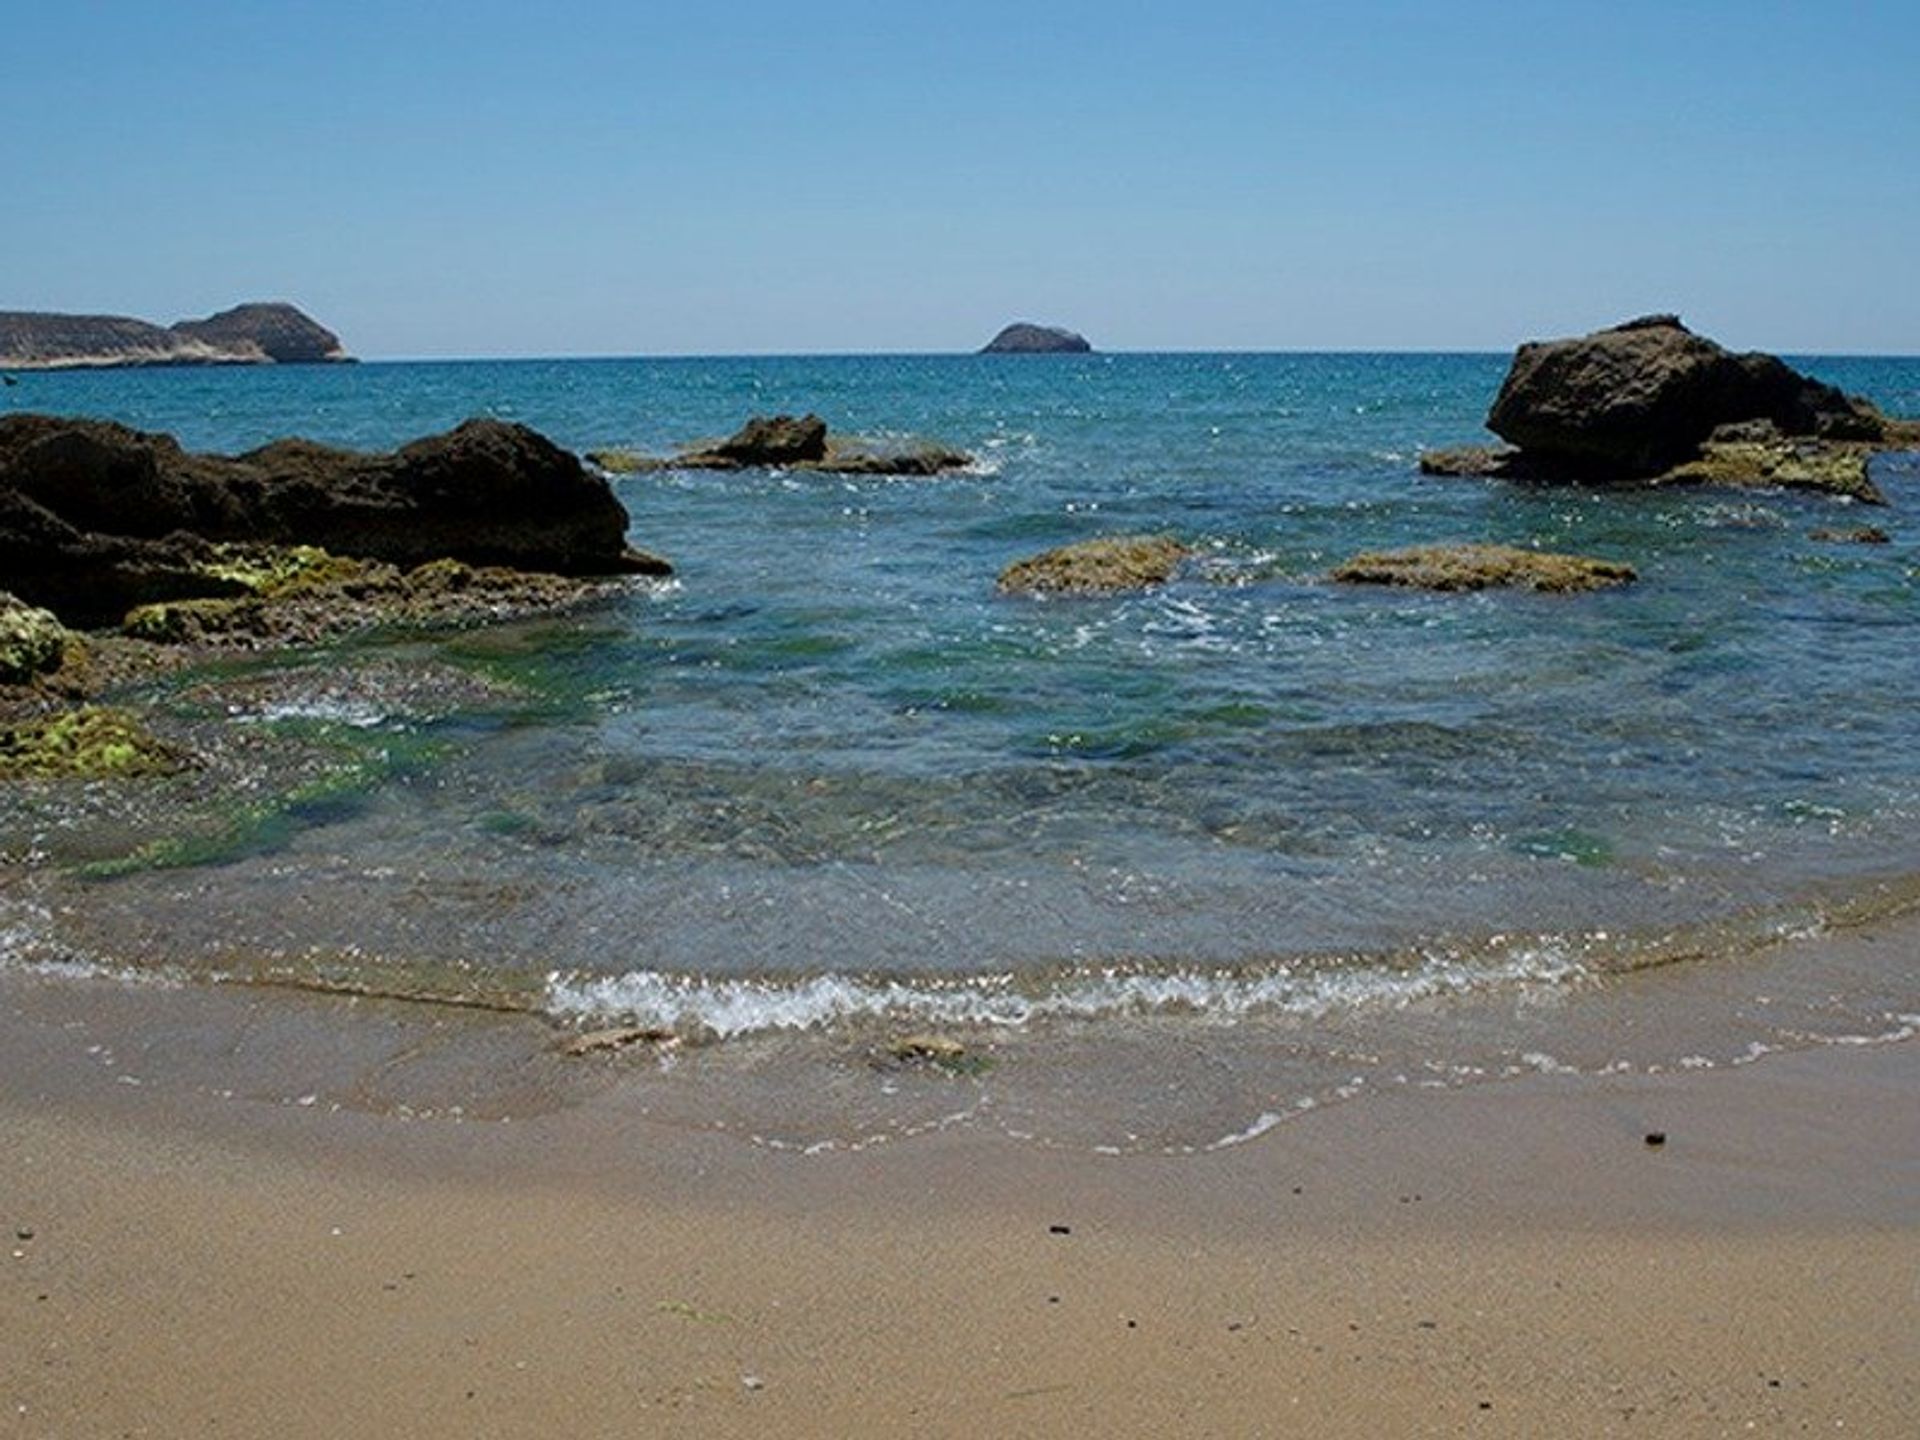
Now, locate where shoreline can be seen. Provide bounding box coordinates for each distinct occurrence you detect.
[3,916,1917,1435]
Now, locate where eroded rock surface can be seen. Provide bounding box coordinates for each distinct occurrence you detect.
[997,535,1190,596]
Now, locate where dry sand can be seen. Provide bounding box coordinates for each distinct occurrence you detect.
[2,967,1916,1437]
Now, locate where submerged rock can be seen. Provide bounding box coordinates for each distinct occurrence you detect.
[0,593,68,684]
[0,706,190,780]
[1330,543,1637,594]
[0,414,667,626]
[980,322,1093,354]
[590,414,971,476]
[1486,315,1885,476]
[997,534,1190,596]
[1808,525,1891,545]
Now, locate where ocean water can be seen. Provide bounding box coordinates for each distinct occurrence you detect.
[4,352,1919,1149]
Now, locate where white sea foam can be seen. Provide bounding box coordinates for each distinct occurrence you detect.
[543,945,1587,1039]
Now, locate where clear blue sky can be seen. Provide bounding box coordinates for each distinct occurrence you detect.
[6,1,1916,356]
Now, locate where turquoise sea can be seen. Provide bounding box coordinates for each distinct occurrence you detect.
[4,352,1919,1149]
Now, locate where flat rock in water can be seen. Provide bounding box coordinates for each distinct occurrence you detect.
[997,535,1189,596]
[1656,426,1884,504]
[1331,543,1637,594]
[590,415,971,476]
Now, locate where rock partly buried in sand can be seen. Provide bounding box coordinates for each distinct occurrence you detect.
[997,535,1190,596]
[980,322,1093,354]
[1655,421,1884,505]
[0,414,668,626]
[0,705,190,781]
[560,1025,680,1058]
[1330,543,1637,594]
[0,593,69,684]
[875,1033,989,1075]
[1808,525,1891,545]
[590,414,972,477]
[1486,315,1887,476]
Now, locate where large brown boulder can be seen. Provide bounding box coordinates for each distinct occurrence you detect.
[1485,315,1884,476]
[0,414,664,626]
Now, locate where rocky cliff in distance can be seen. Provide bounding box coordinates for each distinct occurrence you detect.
[980,322,1093,354]
[169,303,350,364]
[0,302,351,370]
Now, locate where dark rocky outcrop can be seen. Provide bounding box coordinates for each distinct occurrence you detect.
[1808,525,1891,545]
[0,414,666,626]
[997,535,1189,596]
[590,414,971,477]
[1330,543,1636,594]
[980,322,1093,354]
[1485,316,1883,475]
[1420,316,1915,503]
[0,301,351,369]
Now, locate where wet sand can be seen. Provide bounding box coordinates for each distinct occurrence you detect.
[2,934,1917,1436]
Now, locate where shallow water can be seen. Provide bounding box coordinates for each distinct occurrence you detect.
[3,353,1918,1148]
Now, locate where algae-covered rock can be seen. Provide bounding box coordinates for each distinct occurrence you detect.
[997,535,1190,596]
[0,706,190,780]
[0,592,68,683]
[1656,431,1884,504]
[1331,543,1637,594]
[122,596,270,643]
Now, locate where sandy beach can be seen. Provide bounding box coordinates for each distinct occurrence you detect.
[4,916,1916,1438]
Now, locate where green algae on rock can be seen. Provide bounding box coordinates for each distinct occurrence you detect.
[1330,543,1637,594]
[997,535,1190,596]
[1656,430,1885,505]
[0,706,190,780]
[0,593,68,684]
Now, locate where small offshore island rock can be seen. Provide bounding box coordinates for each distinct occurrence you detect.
[0,301,351,369]
[980,322,1093,354]
[1331,543,1637,594]
[169,303,350,364]
[998,535,1189,596]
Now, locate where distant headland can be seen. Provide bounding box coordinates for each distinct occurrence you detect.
[979,322,1092,354]
[0,302,351,370]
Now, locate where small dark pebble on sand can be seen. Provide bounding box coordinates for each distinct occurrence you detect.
[1478,1400,1494,1410]
[1049,1224,1071,1235]
[1645,1131,1667,1147]
[15,1229,32,1241]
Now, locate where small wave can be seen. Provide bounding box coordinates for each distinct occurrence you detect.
[543,945,1588,1040]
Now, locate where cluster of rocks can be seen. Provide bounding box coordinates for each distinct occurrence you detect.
[0,414,675,774]
[0,302,351,370]
[591,413,972,477]
[1419,315,1919,504]
[0,413,667,630]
